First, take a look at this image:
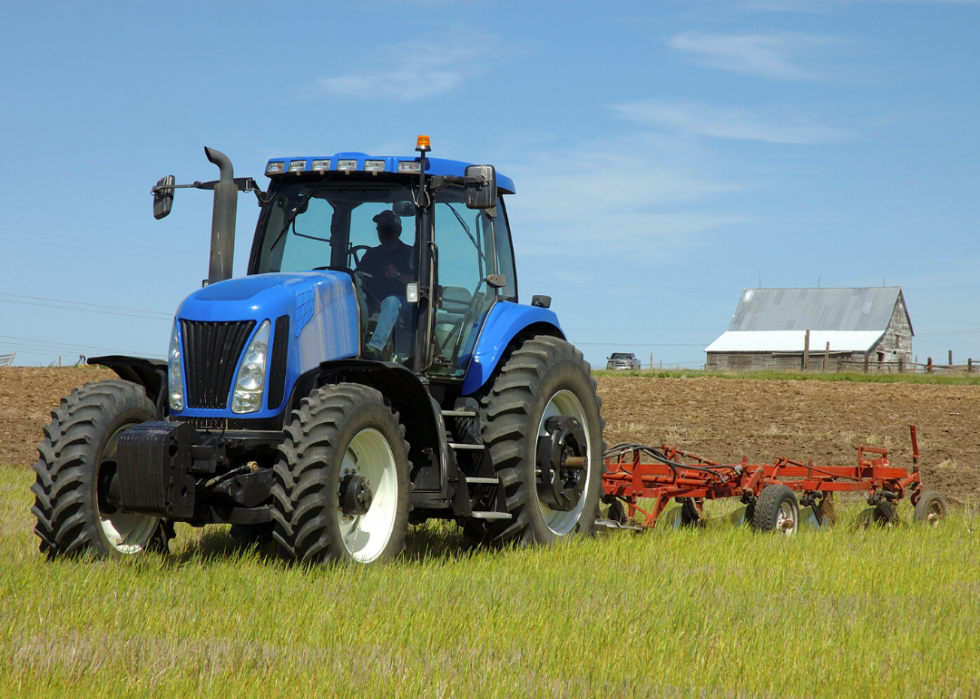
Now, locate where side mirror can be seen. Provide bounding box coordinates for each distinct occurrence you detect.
[392,200,415,217]
[153,175,175,220]
[464,165,497,213]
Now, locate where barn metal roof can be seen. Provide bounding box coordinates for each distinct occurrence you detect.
[727,287,910,333]
[705,330,886,354]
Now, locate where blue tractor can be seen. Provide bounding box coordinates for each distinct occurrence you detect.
[32,137,604,563]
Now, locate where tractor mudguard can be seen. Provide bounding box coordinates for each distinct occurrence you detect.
[316,359,442,464]
[88,355,169,417]
[460,302,564,395]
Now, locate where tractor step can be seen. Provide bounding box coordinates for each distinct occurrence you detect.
[442,410,478,417]
[469,511,513,520]
[449,442,485,451]
[465,476,499,484]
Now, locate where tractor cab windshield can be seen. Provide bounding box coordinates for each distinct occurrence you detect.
[250,179,516,378]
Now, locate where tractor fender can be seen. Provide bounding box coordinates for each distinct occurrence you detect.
[315,359,443,470]
[461,302,564,396]
[87,355,169,418]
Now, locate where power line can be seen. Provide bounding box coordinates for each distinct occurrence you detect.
[0,297,173,321]
[917,329,980,338]
[0,333,164,358]
[0,292,172,317]
[0,226,182,253]
[573,342,709,347]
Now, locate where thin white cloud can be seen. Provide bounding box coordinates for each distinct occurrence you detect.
[505,147,748,261]
[669,32,839,79]
[311,39,494,101]
[614,99,851,144]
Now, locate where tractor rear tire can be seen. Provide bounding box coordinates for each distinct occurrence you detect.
[751,484,799,535]
[913,491,948,526]
[470,336,605,546]
[270,384,411,564]
[31,380,172,559]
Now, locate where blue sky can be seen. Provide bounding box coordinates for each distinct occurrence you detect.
[1,0,978,369]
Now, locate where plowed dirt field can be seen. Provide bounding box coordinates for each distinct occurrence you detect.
[2,368,978,501]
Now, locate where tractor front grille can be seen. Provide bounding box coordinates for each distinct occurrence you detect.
[181,320,256,409]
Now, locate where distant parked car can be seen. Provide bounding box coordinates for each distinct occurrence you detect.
[606,352,641,370]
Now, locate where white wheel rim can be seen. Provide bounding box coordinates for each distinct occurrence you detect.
[534,389,592,536]
[337,428,399,563]
[99,425,161,555]
[775,500,797,536]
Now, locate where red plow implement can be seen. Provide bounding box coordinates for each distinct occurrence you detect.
[599,426,948,533]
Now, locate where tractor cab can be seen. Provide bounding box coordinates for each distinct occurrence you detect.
[251,145,518,381]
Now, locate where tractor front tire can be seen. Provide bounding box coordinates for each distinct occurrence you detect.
[472,336,605,546]
[270,384,411,564]
[31,380,172,559]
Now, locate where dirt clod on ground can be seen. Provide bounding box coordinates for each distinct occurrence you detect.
[1,369,977,501]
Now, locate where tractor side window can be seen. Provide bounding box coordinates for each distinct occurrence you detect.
[430,187,498,378]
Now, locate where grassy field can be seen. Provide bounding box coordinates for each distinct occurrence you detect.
[2,466,978,698]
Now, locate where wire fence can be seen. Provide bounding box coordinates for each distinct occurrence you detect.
[832,358,978,375]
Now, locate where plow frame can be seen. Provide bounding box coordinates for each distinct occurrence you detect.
[601,426,925,529]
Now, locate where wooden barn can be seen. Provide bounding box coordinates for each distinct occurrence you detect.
[705,287,913,372]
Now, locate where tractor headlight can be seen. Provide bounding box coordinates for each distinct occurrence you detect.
[231,320,271,414]
[168,321,184,412]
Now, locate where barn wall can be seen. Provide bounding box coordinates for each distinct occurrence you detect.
[869,297,913,363]
[707,352,857,372]
[707,353,799,371]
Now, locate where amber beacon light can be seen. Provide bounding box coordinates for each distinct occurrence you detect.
[416,135,431,153]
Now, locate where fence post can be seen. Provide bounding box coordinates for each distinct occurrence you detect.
[823,342,830,372]
[836,357,842,373]
[969,358,973,374]
[803,330,810,372]
[927,357,933,374]
[864,355,869,374]
[949,350,953,366]
[898,356,904,373]
[650,352,653,370]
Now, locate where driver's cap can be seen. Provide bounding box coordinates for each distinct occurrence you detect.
[372,210,402,229]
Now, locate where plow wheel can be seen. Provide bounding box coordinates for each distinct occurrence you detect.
[913,491,948,526]
[751,484,799,535]
[472,336,605,546]
[270,384,411,564]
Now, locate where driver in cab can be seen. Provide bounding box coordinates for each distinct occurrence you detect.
[357,210,413,355]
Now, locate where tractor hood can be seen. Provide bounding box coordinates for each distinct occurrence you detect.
[172,271,360,419]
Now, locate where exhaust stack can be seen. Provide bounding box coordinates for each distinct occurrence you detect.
[204,147,237,285]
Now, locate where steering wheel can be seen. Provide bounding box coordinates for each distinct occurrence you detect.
[349,245,373,268]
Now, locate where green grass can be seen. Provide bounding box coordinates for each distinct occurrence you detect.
[2,465,979,698]
[592,368,980,385]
